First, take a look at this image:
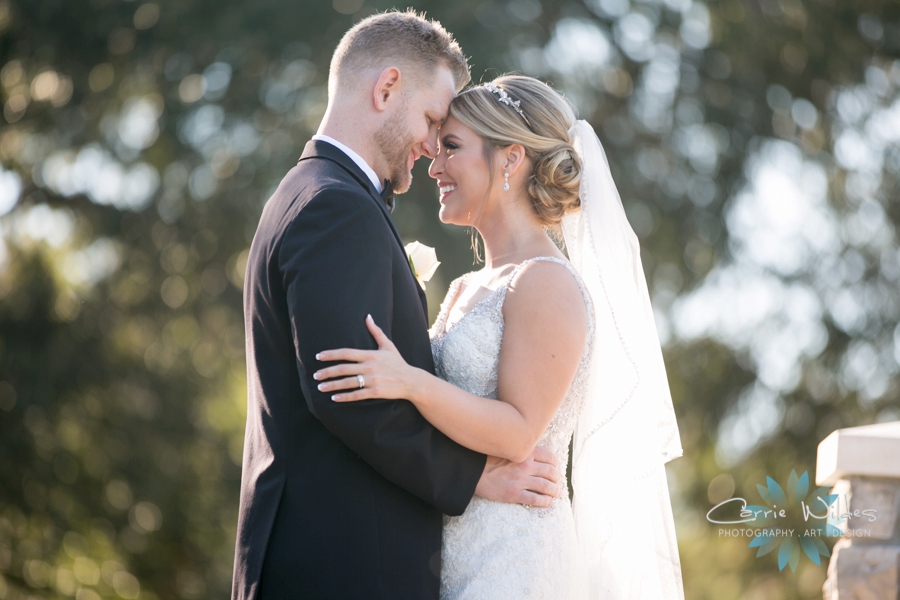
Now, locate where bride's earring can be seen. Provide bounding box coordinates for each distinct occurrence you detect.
[503,172,510,191]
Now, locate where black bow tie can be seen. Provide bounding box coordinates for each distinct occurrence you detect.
[380,179,394,212]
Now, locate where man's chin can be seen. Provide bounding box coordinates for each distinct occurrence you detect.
[390,171,413,195]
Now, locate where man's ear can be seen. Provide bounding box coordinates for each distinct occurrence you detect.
[373,66,402,112]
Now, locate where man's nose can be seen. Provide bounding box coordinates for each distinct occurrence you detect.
[420,130,439,159]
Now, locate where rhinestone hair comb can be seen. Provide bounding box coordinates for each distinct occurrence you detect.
[483,81,530,125]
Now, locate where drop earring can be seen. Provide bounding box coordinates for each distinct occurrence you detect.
[503,172,510,191]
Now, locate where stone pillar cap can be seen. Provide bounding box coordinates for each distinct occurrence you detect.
[816,421,900,486]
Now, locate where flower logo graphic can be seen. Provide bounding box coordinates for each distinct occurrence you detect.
[745,470,842,571]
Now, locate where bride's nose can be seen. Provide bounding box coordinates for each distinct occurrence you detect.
[428,155,443,180]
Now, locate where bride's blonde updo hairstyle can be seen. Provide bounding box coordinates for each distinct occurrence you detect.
[449,75,582,227]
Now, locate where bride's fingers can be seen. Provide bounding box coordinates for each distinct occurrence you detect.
[365,315,396,351]
[331,388,375,402]
[317,376,365,393]
[313,363,366,381]
[316,348,371,363]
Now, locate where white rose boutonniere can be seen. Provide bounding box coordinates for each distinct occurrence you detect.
[404,241,440,290]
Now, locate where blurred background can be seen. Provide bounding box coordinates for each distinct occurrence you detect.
[0,0,898,598]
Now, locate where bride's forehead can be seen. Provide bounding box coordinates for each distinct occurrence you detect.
[439,116,476,138]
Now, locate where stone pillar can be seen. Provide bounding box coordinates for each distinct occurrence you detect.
[817,421,900,600]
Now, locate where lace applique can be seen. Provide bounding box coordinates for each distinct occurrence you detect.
[429,257,595,600]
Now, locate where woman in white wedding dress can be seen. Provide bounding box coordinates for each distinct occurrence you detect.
[315,76,685,599]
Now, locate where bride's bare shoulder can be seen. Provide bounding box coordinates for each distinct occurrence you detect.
[503,259,587,339]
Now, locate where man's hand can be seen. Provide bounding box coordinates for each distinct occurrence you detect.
[474,446,561,507]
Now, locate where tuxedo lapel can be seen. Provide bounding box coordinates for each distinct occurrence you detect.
[298,141,429,316]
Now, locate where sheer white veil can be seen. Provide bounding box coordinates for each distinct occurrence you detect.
[562,120,685,599]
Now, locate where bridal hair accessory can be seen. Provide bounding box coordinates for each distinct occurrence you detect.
[503,172,510,191]
[563,119,685,597]
[356,375,365,389]
[483,82,530,125]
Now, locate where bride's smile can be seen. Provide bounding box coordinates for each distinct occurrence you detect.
[437,182,456,202]
[429,116,500,226]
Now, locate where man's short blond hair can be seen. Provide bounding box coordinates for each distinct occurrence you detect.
[329,10,470,96]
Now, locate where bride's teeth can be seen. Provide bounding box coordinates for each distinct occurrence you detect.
[440,185,456,194]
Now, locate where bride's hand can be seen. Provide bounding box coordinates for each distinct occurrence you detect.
[314,315,421,402]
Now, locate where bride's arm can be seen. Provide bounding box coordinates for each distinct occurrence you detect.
[314,261,587,463]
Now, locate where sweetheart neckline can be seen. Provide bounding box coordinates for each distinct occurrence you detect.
[438,279,506,337]
[436,255,570,338]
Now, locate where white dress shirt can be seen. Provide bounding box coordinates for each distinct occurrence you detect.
[311,134,382,193]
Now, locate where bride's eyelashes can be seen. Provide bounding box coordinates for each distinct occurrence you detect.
[439,135,460,153]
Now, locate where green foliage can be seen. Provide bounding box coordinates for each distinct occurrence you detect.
[0,0,898,598]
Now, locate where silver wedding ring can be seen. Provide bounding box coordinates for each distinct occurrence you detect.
[357,374,365,389]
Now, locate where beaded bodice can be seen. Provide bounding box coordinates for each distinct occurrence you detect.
[429,256,595,490]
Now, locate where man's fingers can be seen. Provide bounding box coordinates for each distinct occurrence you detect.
[528,459,561,484]
[526,476,560,498]
[517,490,553,508]
[530,445,558,468]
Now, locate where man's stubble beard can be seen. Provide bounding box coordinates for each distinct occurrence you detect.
[374,102,417,194]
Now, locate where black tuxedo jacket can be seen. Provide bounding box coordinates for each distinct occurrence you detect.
[232,140,486,600]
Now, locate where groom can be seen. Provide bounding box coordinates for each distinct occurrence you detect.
[233,11,561,600]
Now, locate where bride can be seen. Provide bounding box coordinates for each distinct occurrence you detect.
[314,75,685,599]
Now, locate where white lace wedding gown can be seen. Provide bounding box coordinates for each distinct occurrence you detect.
[429,256,595,600]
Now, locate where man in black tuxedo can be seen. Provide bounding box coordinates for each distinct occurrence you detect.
[232,11,562,600]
